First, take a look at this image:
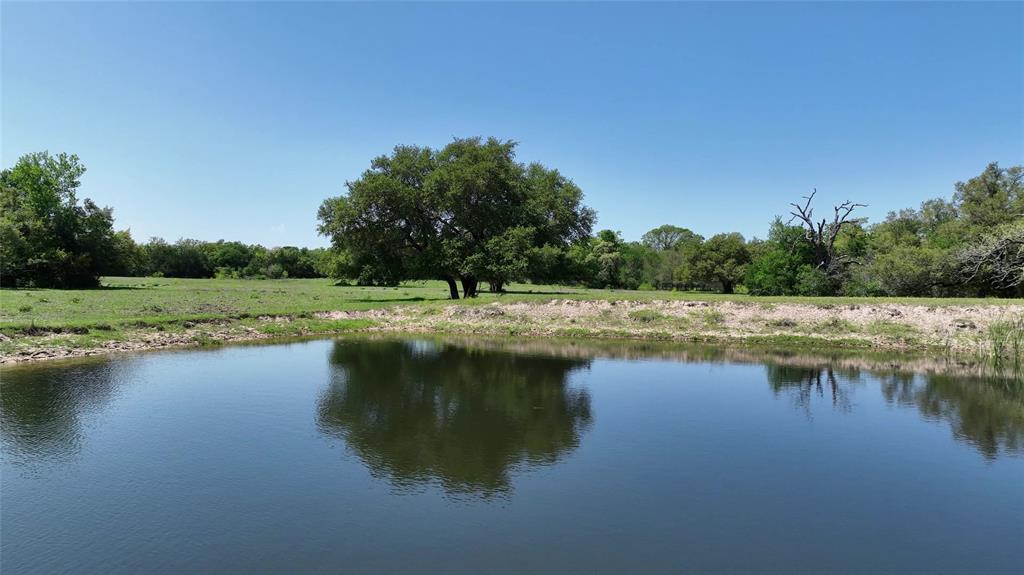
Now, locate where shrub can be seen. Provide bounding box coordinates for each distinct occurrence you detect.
[869,246,954,296]
[701,310,725,326]
[263,264,288,279]
[794,265,836,296]
[841,266,884,297]
[745,249,801,295]
[214,267,241,279]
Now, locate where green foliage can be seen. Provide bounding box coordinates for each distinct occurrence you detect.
[745,249,802,295]
[641,224,700,252]
[986,316,1024,367]
[689,233,750,294]
[839,265,884,297]
[743,218,823,296]
[639,224,702,290]
[131,238,331,280]
[204,241,250,270]
[317,137,594,297]
[741,163,1022,298]
[617,162,1021,298]
[0,152,120,287]
[954,162,1023,230]
[868,245,955,297]
[3,148,1018,300]
[143,238,210,278]
[794,265,836,296]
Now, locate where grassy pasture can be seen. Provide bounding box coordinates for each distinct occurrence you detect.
[1,277,1021,362]
[2,276,1020,333]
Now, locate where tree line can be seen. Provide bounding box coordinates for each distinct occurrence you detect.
[0,152,337,286]
[319,138,1022,298]
[2,145,1021,296]
[112,237,337,280]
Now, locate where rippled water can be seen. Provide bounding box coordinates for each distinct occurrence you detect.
[2,338,1022,574]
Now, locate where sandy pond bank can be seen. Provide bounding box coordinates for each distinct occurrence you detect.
[2,299,1021,366]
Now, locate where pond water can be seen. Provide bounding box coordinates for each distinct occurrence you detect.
[1,338,1022,574]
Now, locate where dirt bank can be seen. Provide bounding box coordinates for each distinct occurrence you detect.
[326,299,1023,351]
[2,299,1021,365]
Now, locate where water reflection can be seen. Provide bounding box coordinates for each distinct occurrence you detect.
[879,373,1023,459]
[0,360,123,463]
[316,340,593,497]
[2,338,1020,477]
[765,365,855,413]
[764,364,1024,459]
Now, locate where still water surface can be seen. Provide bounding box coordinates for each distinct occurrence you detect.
[2,338,1022,574]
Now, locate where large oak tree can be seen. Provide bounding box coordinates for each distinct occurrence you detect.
[318,138,594,298]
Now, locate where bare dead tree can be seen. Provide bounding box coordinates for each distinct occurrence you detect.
[788,189,866,273]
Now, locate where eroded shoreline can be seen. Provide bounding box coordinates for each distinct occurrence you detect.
[2,299,1021,366]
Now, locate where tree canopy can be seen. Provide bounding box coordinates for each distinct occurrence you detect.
[318,137,595,298]
[0,152,118,287]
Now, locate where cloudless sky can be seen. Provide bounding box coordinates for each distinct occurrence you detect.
[3,1,1022,247]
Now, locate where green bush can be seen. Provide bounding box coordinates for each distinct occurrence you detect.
[869,246,953,296]
[794,265,836,296]
[263,263,288,279]
[745,249,802,295]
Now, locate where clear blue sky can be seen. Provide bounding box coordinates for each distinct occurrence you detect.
[3,1,1022,248]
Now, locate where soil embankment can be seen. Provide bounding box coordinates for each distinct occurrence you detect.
[4,298,1018,365]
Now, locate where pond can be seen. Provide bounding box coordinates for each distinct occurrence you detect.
[1,338,1022,574]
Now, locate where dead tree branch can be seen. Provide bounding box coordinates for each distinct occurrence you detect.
[788,189,866,272]
[959,224,1024,289]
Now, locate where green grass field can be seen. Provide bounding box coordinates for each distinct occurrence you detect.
[1,276,1020,333]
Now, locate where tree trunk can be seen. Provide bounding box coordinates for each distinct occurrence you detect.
[445,277,460,300]
[721,280,734,294]
[489,281,504,293]
[461,277,478,298]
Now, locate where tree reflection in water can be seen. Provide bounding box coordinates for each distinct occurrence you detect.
[0,359,124,463]
[317,340,593,498]
[766,363,1023,459]
[879,372,1023,459]
[765,364,854,415]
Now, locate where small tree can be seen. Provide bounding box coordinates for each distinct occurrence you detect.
[642,225,702,289]
[690,233,749,293]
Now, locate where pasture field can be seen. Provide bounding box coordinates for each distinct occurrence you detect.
[1,277,1021,363]
[3,276,1021,330]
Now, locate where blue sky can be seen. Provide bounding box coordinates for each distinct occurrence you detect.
[3,2,1022,247]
